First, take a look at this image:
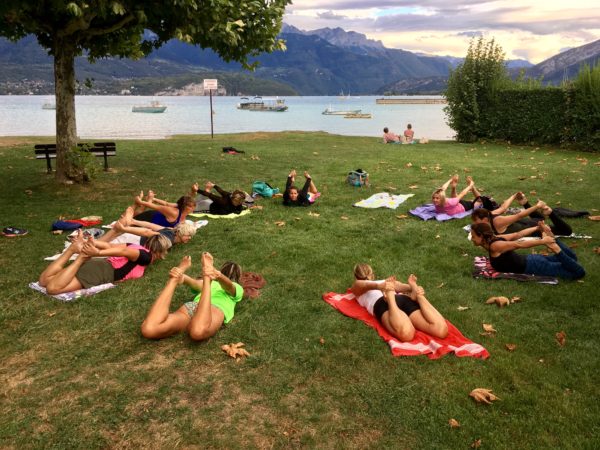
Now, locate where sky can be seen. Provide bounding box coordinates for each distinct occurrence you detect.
[283,1,600,63]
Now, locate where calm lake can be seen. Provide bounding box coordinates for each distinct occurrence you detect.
[0,95,455,140]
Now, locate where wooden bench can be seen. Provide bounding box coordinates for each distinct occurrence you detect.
[34,142,116,173]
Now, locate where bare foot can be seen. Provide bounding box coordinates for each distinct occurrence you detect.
[191,182,199,194]
[201,252,215,277]
[169,267,185,283]
[466,176,474,187]
[113,219,126,233]
[205,181,215,192]
[69,230,85,254]
[81,236,99,257]
[384,276,397,294]
[407,274,419,300]
[134,192,144,205]
[304,171,311,179]
[178,255,192,272]
[450,175,459,188]
[538,220,554,237]
[146,190,155,202]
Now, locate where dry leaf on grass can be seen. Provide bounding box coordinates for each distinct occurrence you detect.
[471,439,482,448]
[588,215,600,221]
[221,342,250,359]
[482,323,496,333]
[396,214,408,219]
[448,418,460,428]
[437,282,445,288]
[250,205,263,210]
[510,296,522,303]
[274,221,286,227]
[530,190,537,195]
[594,247,600,255]
[308,212,320,217]
[47,312,57,317]
[556,331,566,347]
[405,162,413,168]
[340,216,349,220]
[457,306,470,311]
[250,155,260,160]
[505,343,517,351]
[469,388,500,404]
[485,296,510,307]
[319,337,325,345]
[25,189,33,195]
[408,184,418,189]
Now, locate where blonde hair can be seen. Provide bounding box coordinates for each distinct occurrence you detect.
[145,234,172,258]
[174,222,197,239]
[432,188,446,204]
[353,263,374,280]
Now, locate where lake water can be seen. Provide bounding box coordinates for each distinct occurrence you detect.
[0,95,455,140]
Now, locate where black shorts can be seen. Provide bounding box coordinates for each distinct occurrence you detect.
[373,294,421,322]
[460,199,475,210]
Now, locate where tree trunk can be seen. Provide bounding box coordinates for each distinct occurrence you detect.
[53,36,78,183]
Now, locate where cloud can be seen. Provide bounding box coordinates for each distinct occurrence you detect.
[317,10,347,20]
[456,31,484,38]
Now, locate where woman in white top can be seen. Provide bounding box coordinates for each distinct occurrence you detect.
[351,264,448,342]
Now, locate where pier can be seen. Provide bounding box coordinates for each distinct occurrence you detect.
[375,98,447,104]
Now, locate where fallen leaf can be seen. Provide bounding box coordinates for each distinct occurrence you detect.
[448,418,460,428]
[505,343,517,351]
[510,296,522,303]
[295,217,301,221]
[405,162,413,168]
[308,212,320,217]
[52,230,63,235]
[47,312,57,317]
[408,185,418,189]
[436,282,444,288]
[396,214,408,219]
[469,388,500,404]
[251,205,263,210]
[457,306,470,311]
[530,190,537,195]
[221,342,250,359]
[594,247,600,255]
[485,296,510,307]
[25,189,33,195]
[313,152,319,155]
[340,216,349,220]
[556,331,566,347]
[274,221,286,227]
[471,439,482,448]
[250,155,260,160]
[482,323,496,333]
[435,235,440,239]
[463,168,471,173]
[518,176,527,180]
[319,337,325,345]
[588,215,600,221]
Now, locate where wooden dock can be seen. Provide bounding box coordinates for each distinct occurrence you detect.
[375,98,447,105]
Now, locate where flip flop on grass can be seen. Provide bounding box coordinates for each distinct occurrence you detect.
[2,227,29,237]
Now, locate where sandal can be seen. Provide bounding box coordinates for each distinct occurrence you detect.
[2,226,29,237]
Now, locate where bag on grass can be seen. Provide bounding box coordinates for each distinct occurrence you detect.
[252,181,279,198]
[347,169,369,187]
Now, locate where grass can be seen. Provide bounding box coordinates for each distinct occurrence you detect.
[0,132,599,449]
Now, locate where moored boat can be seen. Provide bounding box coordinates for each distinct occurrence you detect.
[344,113,372,119]
[42,103,56,110]
[237,96,288,112]
[322,106,362,115]
[132,100,167,113]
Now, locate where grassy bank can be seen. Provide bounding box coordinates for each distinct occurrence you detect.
[1,133,599,449]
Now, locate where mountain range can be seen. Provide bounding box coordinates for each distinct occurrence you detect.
[0,25,598,96]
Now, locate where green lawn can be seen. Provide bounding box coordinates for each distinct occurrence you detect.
[1,133,598,449]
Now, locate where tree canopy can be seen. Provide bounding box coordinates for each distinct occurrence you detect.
[0,0,291,181]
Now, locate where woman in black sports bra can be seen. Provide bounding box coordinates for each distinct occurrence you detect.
[470,221,585,280]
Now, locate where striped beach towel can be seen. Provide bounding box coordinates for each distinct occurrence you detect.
[323,290,489,359]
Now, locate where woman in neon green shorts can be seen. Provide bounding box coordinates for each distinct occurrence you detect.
[141,252,243,341]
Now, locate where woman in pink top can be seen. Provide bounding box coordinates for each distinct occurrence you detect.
[403,123,415,143]
[39,230,171,294]
[382,127,400,144]
[431,175,479,216]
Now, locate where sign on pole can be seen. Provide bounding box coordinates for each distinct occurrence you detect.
[203,79,218,138]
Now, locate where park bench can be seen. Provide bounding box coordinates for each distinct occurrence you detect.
[34,142,116,173]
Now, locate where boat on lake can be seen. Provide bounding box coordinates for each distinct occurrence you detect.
[132,100,167,113]
[237,96,288,112]
[344,113,372,119]
[322,106,362,115]
[42,102,56,110]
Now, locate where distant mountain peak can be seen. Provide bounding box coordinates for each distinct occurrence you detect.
[282,23,385,50]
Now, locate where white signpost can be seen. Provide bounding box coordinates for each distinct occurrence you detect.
[203,79,218,138]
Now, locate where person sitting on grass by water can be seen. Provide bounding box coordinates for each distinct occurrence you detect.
[471,192,573,237]
[283,170,320,206]
[190,181,246,215]
[382,127,400,144]
[39,230,171,294]
[403,123,415,143]
[141,253,243,341]
[100,206,197,247]
[133,190,196,227]
[470,221,585,280]
[432,175,480,216]
[351,265,448,342]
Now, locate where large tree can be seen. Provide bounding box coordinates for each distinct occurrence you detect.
[0,1,290,182]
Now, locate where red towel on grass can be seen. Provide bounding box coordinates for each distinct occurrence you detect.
[323,290,489,360]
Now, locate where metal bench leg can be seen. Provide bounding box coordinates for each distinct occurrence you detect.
[103,152,109,171]
[45,155,52,174]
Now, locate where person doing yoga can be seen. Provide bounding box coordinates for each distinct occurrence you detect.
[141,253,243,341]
[471,193,573,236]
[351,265,448,342]
[134,190,196,227]
[191,181,246,215]
[470,221,585,280]
[39,230,171,294]
[431,175,479,216]
[283,169,320,206]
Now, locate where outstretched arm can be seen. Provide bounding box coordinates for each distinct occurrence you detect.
[213,185,230,197]
[491,235,553,253]
[491,193,518,216]
[455,181,475,201]
[500,226,540,241]
[351,279,385,297]
[493,200,545,231]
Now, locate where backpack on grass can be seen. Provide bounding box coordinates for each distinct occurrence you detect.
[347,169,369,187]
[252,181,279,198]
